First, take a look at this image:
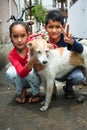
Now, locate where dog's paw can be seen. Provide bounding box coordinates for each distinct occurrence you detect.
[77,95,85,103]
[40,105,48,111]
[41,100,45,105]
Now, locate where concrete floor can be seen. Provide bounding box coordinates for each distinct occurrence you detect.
[0,67,87,130]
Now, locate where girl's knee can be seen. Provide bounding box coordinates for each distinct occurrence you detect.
[5,66,17,82]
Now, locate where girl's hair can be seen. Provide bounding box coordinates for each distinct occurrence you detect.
[45,10,64,26]
[9,21,29,35]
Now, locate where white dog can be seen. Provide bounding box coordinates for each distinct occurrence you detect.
[27,39,87,111]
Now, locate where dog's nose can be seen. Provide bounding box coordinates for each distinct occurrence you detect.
[43,61,47,64]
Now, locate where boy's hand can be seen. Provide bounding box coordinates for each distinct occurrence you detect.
[61,24,74,45]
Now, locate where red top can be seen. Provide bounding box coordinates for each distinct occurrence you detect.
[26,33,45,42]
[52,44,58,49]
[47,41,58,49]
[8,48,31,78]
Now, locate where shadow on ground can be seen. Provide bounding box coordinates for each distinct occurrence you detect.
[0,67,87,130]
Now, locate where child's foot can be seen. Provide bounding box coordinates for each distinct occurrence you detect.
[16,88,26,103]
[16,96,26,103]
[64,90,75,99]
[63,86,75,99]
[28,94,44,103]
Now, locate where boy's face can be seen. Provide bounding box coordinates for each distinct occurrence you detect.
[45,20,63,40]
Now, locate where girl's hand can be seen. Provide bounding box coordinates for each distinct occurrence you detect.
[26,56,37,70]
[34,61,45,71]
[61,24,74,45]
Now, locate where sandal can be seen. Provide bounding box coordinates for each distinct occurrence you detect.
[64,90,75,99]
[63,86,75,99]
[28,94,45,103]
[16,96,26,104]
[16,88,26,104]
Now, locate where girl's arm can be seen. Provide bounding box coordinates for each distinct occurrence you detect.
[9,54,37,78]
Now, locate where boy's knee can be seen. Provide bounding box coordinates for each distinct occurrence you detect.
[67,69,86,85]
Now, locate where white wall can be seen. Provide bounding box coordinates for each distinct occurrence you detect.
[67,0,87,39]
[15,0,25,20]
[42,0,58,11]
[0,0,26,43]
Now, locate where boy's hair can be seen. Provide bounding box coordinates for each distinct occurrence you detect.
[9,21,29,35]
[45,10,64,26]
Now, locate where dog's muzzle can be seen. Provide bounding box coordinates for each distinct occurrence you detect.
[42,61,48,64]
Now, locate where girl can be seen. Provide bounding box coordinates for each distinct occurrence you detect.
[6,21,42,103]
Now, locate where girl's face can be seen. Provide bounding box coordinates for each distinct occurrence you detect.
[10,24,28,50]
[45,20,63,41]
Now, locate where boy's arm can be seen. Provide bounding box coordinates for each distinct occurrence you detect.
[61,24,83,53]
[67,38,83,53]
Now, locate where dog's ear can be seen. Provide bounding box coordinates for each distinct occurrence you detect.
[27,41,33,48]
[27,41,35,56]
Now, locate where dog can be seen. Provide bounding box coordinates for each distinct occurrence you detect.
[27,38,87,111]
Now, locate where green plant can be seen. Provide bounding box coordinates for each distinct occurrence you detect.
[27,4,47,23]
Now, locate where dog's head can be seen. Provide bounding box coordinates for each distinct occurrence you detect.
[27,38,53,64]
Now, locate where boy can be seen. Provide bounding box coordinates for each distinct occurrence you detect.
[45,10,86,99]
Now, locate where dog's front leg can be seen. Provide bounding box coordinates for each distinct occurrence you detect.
[40,79,54,111]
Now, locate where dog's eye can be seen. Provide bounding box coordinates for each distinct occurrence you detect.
[37,50,41,54]
[45,50,49,53]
